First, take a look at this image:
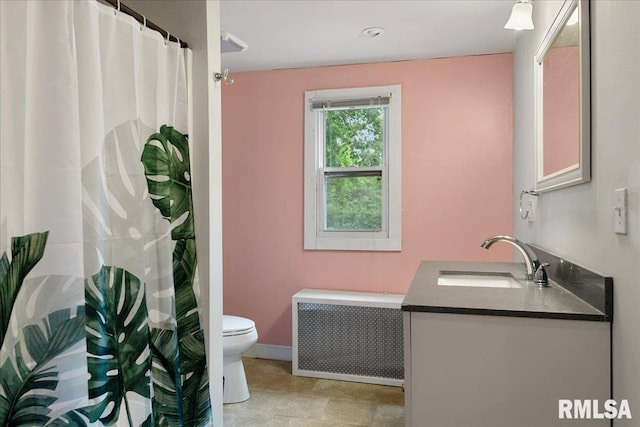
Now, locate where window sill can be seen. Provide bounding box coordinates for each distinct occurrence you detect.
[304,236,401,252]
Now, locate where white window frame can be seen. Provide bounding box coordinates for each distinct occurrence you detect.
[304,85,402,251]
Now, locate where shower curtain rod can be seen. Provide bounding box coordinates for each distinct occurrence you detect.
[102,0,188,48]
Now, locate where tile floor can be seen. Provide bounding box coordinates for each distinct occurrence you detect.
[223,358,405,426]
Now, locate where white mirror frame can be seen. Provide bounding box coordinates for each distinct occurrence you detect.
[534,0,590,192]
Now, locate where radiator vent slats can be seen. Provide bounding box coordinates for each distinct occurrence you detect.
[292,289,404,387]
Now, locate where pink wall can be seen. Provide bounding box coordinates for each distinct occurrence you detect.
[543,46,580,176]
[222,54,514,346]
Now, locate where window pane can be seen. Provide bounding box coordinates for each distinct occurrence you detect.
[325,108,384,167]
[324,175,382,231]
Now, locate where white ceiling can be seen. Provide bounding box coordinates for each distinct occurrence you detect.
[220,0,519,72]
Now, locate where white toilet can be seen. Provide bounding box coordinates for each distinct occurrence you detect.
[222,315,258,404]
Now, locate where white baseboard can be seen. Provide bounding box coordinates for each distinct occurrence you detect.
[243,343,292,361]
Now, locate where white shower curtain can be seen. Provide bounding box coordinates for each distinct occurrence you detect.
[0,1,212,425]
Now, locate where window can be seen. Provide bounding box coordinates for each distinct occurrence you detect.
[304,85,401,251]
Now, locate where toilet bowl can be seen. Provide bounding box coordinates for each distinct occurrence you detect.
[223,315,258,404]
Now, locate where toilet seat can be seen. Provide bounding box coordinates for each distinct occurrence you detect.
[223,315,256,337]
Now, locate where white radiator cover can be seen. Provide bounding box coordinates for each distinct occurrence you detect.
[292,289,405,387]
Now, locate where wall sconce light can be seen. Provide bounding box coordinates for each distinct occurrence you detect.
[505,0,534,30]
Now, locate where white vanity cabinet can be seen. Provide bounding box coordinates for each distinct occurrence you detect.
[403,311,611,427]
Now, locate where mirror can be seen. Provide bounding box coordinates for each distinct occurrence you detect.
[534,0,590,192]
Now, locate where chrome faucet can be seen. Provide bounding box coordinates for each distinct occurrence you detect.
[480,235,541,280]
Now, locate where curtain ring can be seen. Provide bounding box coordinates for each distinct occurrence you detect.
[165,32,170,46]
[140,15,146,32]
[114,0,121,15]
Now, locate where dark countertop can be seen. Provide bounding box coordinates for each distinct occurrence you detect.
[401,261,609,322]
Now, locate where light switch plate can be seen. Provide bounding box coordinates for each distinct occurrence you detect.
[527,199,536,223]
[614,188,628,235]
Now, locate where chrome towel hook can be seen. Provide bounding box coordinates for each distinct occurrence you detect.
[519,190,539,220]
[213,69,234,86]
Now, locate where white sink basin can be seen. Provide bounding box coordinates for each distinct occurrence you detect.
[437,271,524,289]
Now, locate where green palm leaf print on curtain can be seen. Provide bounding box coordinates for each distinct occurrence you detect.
[141,125,194,241]
[141,125,211,426]
[149,327,184,426]
[0,231,49,350]
[0,306,85,426]
[83,266,152,426]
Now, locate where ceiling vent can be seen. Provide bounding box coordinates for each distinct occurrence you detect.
[220,31,248,53]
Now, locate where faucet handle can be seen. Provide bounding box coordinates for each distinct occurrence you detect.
[534,263,550,287]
